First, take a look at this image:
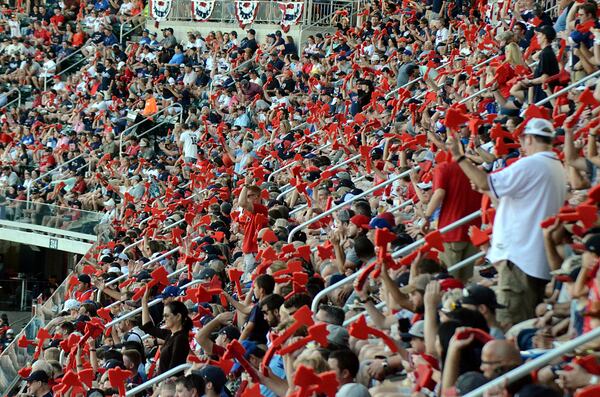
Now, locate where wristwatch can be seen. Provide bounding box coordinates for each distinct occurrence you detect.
[382,358,389,371]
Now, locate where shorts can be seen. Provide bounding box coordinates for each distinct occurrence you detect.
[439,241,478,282]
[495,260,547,326]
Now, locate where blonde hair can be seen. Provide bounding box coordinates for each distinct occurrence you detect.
[505,42,525,66]
[44,347,60,362]
[294,348,330,373]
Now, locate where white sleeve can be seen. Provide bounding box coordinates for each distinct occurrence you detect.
[487,158,530,199]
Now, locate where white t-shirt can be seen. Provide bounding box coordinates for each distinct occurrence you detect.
[8,20,21,37]
[179,129,199,159]
[119,2,134,15]
[487,151,567,280]
[41,60,57,78]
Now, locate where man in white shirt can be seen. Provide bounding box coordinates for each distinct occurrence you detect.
[179,123,200,163]
[449,118,566,326]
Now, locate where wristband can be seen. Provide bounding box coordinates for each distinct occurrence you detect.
[456,155,467,164]
[591,375,599,384]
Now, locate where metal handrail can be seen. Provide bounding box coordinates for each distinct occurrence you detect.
[276,153,363,200]
[126,363,192,396]
[0,88,21,110]
[267,142,333,182]
[26,149,98,202]
[118,103,183,157]
[288,167,418,244]
[99,264,188,302]
[119,19,147,44]
[447,251,486,273]
[531,69,600,111]
[310,210,482,314]
[105,278,203,327]
[106,234,204,287]
[464,326,600,397]
[43,46,90,91]
[342,249,486,326]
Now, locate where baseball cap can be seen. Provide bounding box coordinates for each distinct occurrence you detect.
[535,25,556,42]
[195,366,227,393]
[399,274,431,294]
[403,49,413,56]
[63,299,81,312]
[417,181,433,190]
[78,274,91,284]
[326,324,349,347]
[523,118,555,138]
[369,216,393,230]
[197,267,217,280]
[25,370,49,383]
[401,320,425,339]
[338,209,352,222]
[159,286,181,299]
[455,371,488,395]
[461,285,506,309]
[585,234,600,255]
[218,325,241,341]
[350,214,371,230]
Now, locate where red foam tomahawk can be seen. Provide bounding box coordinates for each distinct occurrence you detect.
[227,268,245,298]
[349,315,400,353]
[223,340,260,383]
[108,367,132,397]
[261,305,314,375]
[397,230,446,267]
[131,266,170,301]
[278,323,329,355]
[53,370,86,397]
[33,327,53,359]
[565,88,600,128]
[289,365,339,397]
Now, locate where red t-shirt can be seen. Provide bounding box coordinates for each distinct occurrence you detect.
[432,161,482,242]
[242,203,269,254]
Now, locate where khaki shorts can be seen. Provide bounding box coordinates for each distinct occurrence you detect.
[495,260,547,327]
[440,241,478,283]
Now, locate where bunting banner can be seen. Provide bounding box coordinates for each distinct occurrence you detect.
[235,1,259,29]
[278,1,304,33]
[192,0,215,21]
[150,0,173,21]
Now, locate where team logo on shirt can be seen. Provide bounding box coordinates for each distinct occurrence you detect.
[235,1,259,28]
[150,0,172,21]
[192,0,215,21]
[278,1,304,33]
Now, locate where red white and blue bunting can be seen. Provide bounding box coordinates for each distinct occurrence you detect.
[235,1,259,28]
[278,1,304,32]
[191,0,215,21]
[150,0,173,21]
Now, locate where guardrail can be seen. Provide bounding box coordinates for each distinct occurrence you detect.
[126,363,191,396]
[342,250,486,327]
[288,167,419,243]
[311,210,482,314]
[120,19,146,44]
[43,46,91,91]
[464,326,600,397]
[0,88,21,110]
[118,104,183,157]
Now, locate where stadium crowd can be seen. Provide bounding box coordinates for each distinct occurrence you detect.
[1,0,600,396]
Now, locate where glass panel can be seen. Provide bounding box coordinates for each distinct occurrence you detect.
[0,198,102,236]
[0,278,68,396]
